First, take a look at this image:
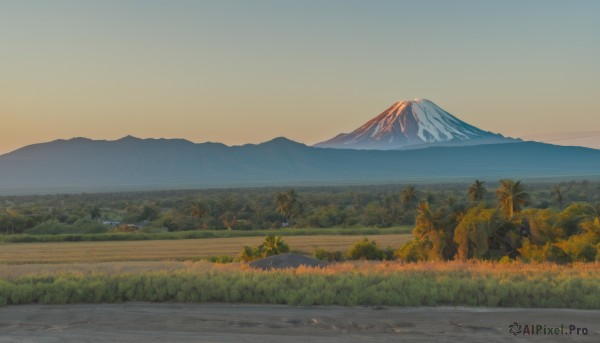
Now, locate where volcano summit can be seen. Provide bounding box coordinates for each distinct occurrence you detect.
[315,99,517,150]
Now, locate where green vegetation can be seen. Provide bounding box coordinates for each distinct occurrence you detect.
[496,179,529,219]
[1,180,600,310]
[396,179,600,263]
[468,179,487,202]
[1,180,596,238]
[346,237,392,261]
[239,236,290,261]
[1,261,599,308]
[2,179,600,262]
[311,237,396,262]
[313,248,344,262]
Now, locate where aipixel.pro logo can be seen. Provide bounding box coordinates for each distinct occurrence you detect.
[509,322,588,336]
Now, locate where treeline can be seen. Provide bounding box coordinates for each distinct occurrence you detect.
[0,227,405,243]
[0,180,598,236]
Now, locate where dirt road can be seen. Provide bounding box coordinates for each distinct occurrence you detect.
[1,303,598,342]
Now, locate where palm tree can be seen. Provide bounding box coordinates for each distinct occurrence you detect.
[496,179,529,219]
[275,189,299,225]
[468,180,487,202]
[414,202,435,239]
[260,236,290,257]
[413,201,443,260]
[276,193,291,220]
[401,186,419,210]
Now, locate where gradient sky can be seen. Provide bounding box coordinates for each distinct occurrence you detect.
[2,0,599,154]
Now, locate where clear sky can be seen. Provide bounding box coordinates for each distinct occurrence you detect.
[1,0,599,153]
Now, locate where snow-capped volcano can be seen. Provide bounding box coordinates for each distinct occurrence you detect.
[315,99,517,150]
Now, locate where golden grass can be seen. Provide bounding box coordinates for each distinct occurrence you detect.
[2,259,598,280]
[2,260,599,308]
[0,234,411,264]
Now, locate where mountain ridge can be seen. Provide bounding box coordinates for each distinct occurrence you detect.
[0,136,599,194]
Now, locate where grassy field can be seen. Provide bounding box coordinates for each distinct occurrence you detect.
[1,260,599,308]
[2,230,598,309]
[0,234,412,264]
[0,226,412,243]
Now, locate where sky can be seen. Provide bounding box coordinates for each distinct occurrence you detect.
[1,0,599,153]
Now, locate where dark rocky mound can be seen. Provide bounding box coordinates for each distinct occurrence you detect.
[249,253,329,270]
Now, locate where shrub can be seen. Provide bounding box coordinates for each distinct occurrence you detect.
[109,224,139,233]
[394,239,426,262]
[239,246,260,262]
[559,235,597,262]
[347,237,386,260]
[313,248,345,262]
[519,239,570,263]
[206,256,235,263]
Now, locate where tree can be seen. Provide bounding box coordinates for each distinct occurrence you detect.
[556,202,595,236]
[219,212,237,230]
[139,204,160,221]
[361,202,387,227]
[454,206,504,260]
[275,189,300,225]
[347,237,386,260]
[400,186,419,210]
[496,179,529,219]
[0,209,27,234]
[89,206,101,220]
[468,180,487,202]
[413,201,443,260]
[190,202,208,229]
[259,236,290,257]
[525,208,564,244]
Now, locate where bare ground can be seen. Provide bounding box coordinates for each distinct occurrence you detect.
[0,303,598,342]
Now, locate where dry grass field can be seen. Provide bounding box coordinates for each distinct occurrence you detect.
[0,234,412,264]
[1,233,599,312]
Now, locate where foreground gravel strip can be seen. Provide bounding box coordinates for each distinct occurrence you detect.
[0,303,598,342]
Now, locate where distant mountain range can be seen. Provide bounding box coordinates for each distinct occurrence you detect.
[315,99,518,149]
[1,136,599,194]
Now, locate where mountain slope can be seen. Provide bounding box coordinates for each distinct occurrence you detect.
[0,137,599,194]
[315,99,517,149]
